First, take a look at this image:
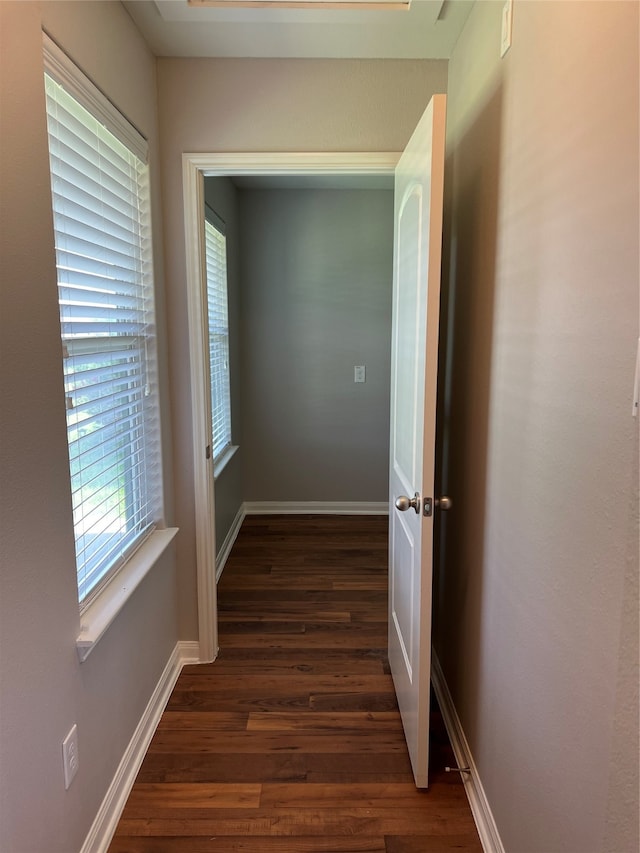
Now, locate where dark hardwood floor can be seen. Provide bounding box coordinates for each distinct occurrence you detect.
[109,515,482,852]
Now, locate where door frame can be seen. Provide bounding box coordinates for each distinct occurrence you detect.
[182,151,402,662]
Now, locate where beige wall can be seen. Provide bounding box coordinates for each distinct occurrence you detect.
[438,2,639,850]
[157,57,448,636]
[0,3,178,851]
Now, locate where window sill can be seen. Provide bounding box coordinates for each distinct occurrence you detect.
[214,444,239,480]
[76,527,178,663]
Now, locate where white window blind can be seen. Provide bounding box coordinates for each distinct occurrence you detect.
[204,216,232,462]
[44,41,160,607]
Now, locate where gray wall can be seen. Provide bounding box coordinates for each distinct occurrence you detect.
[437,2,639,851]
[203,177,244,552]
[157,56,448,637]
[0,3,179,851]
[239,188,393,502]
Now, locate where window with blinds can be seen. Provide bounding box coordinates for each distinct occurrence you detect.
[43,37,160,607]
[204,215,232,463]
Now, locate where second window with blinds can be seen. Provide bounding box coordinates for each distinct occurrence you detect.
[204,208,235,475]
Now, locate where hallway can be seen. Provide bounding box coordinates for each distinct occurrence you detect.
[109,515,481,852]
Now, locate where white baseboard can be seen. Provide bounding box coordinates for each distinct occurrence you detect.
[243,501,389,515]
[179,640,202,664]
[216,504,246,582]
[80,640,200,853]
[431,651,505,853]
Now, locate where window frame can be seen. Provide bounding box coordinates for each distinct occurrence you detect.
[203,204,235,477]
[43,33,175,652]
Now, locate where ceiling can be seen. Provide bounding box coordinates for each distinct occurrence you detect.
[123,0,474,59]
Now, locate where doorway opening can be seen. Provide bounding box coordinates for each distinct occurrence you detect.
[182,153,401,663]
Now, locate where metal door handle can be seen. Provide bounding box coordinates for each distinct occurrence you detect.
[435,496,452,511]
[395,493,420,514]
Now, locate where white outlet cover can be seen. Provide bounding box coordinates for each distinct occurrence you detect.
[62,724,79,790]
[501,0,513,57]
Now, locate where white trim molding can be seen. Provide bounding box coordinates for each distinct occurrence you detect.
[187,151,401,177]
[431,651,506,853]
[183,156,219,664]
[80,641,200,853]
[244,501,389,515]
[43,32,148,162]
[216,504,246,581]
[76,528,179,662]
[213,443,239,480]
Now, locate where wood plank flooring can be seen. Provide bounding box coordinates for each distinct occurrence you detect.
[109,515,482,853]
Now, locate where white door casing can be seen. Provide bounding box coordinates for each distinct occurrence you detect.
[388,94,447,788]
[182,153,401,663]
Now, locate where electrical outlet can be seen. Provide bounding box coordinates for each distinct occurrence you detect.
[501,0,513,57]
[62,724,79,789]
[354,365,366,383]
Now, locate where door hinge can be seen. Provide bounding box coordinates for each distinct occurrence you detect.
[205,445,211,460]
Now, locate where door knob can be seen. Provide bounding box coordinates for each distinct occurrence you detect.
[435,496,452,511]
[395,493,420,514]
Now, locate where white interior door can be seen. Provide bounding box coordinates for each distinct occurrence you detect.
[388,94,447,788]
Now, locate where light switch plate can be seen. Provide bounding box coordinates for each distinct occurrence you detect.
[354,365,366,383]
